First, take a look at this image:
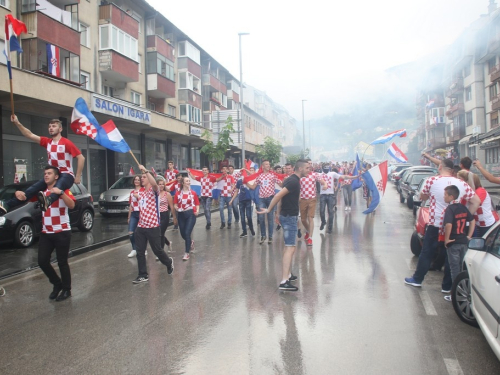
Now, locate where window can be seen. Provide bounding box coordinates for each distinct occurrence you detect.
[131,91,141,106]
[492,111,499,128]
[103,85,115,97]
[465,86,472,101]
[147,101,155,111]
[179,104,201,124]
[80,23,89,47]
[466,111,473,126]
[490,84,498,101]
[0,0,10,8]
[80,71,90,90]
[64,4,78,30]
[464,63,471,78]
[489,57,497,74]
[177,41,200,65]
[486,147,499,164]
[168,105,176,117]
[99,25,138,61]
[146,52,174,81]
[178,71,200,92]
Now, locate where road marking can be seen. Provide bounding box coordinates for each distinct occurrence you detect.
[405,258,416,270]
[443,358,464,375]
[419,291,437,316]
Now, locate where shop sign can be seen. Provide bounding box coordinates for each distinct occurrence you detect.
[190,126,202,137]
[91,94,151,125]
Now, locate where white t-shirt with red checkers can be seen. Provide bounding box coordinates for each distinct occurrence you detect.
[256,173,281,198]
[422,176,475,228]
[320,172,341,195]
[42,189,76,234]
[174,190,200,211]
[129,187,145,212]
[165,169,179,182]
[300,172,324,200]
[474,187,499,227]
[219,174,235,197]
[40,137,81,177]
[138,187,160,228]
[196,175,217,197]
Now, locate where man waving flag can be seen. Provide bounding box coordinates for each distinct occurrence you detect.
[363,161,388,214]
[387,142,408,163]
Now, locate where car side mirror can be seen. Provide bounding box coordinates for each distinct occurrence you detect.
[413,201,421,207]
[468,237,486,251]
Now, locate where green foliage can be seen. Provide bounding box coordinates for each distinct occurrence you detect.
[286,153,302,165]
[256,137,283,165]
[200,117,234,164]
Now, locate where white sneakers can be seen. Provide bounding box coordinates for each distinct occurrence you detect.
[344,207,351,211]
[128,250,137,258]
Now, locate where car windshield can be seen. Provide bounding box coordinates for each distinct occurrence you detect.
[410,174,433,185]
[0,184,30,200]
[109,177,136,190]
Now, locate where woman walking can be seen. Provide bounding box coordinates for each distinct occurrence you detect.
[127,175,144,258]
[174,176,200,261]
[157,177,177,253]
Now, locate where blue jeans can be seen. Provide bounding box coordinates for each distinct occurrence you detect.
[320,194,336,228]
[219,196,232,224]
[239,199,254,234]
[6,173,74,210]
[178,210,196,253]
[413,225,440,283]
[128,211,140,250]
[258,196,275,237]
[200,197,212,224]
[231,194,240,222]
[280,215,298,246]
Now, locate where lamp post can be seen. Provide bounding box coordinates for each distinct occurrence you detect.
[302,99,307,157]
[239,32,249,168]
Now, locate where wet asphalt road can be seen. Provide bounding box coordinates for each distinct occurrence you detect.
[1,186,499,374]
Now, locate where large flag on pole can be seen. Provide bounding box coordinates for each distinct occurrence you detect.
[71,98,131,153]
[363,161,388,214]
[4,15,27,79]
[387,142,408,163]
[351,153,363,191]
[370,129,407,145]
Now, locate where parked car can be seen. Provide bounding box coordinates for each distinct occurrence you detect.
[389,164,413,181]
[0,181,94,248]
[411,177,429,216]
[399,171,436,209]
[99,175,138,216]
[410,198,429,256]
[450,225,500,361]
[395,166,437,193]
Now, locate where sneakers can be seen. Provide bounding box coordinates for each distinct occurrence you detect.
[37,191,49,211]
[127,250,137,258]
[49,285,62,300]
[228,223,231,229]
[259,236,267,244]
[327,227,332,234]
[279,280,298,291]
[344,207,349,211]
[320,222,325,231]
[220,223,226,229]
[0,287,5,296]
[444,295,452,302]
[268,237,273,244]
[304,232,310,240]
[250,228,255,236]
[306,238,313,246]
[0,201,7,215]
[404,277,422,287]
[297,229,302,238]
[441,289,451,294]
[167,257,174,274]
[206,223,211,230]
[289,274,298,282]
[173,225,178,230]
[55,289,71,302]
[276,224,281,231]
[133,276,149,284]
[182,253,190,261]
[240,232,248,238]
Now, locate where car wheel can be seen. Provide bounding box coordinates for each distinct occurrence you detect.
[14,221,35,247]
[78,209,94,232]
[407,195,414,209]
[413,205,418,216]
[410,231,421,256]
[451,270,479,327]
[399,193,405,203]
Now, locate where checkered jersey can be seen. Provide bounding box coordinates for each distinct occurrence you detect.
[300,172,324,199]
[169,182,181,193]
[159,192,170,212]
[129,187,145,212]
[174,190,200,212]
[474,187,498,227]
[256,173,281,198]
[42,189,76,234]
[220,174,235,197]
[165,169,179,182]
[340,167,353,186]
[138,187,160,228]
[422,176,475,228]
[196,175,217,197]
[40,137,81,177]
[320,172,341,195]
[232,171,242,180]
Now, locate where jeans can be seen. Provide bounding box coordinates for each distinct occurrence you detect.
[178,210,197,253]
[219,196,232,224]
[200,196,212,224]
[135,226,172,277]
[342,184,353,206]
[38,231,72,290]
[231,194,240,222]
[320,194,336,228]
[446,243,468,283]
[413,225,440,283]
[6,173,74,210]
[128,211,140,250]
[160,211,170,249]
[239,199,254,234]
[258,196,275,237]
[280,215,298,246]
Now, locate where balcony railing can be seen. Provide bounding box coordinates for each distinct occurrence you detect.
[428,138,447,149]
[99,3,139,39]
[446,103,465,117]
[147,74,175,98]
[446,77,464,97]
[147,35,174,61]
[99,50,139,83]
[492,94,500,111]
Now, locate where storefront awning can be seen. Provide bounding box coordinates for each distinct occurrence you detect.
[475,127,500,144]
[458,134,473,144]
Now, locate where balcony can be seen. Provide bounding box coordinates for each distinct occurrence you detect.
[492,95,500,111]
[202,74,227,95]
[446,77,464,97]
[178,89,202,108]
[147,35,174,62]
[22,11,80,55]
[99,3,139,39]
[491,64,500,83]
[99,50,139,83]
[446,103,465,117]
[428,138,447,149]
[450,127,466,142]
[147,74,175,98]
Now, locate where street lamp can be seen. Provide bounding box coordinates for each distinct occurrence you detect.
[302,99,307,156]
[239,32,249,168]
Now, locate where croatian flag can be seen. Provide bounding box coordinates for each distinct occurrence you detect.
[4,15,27,79]
[46,44,60,77]
[363,161,388,214]
[246,159,258,170]
[426,100,435,109]
[351,153,363,191]
[370,129,407,145]
[71,98,131,153]
[129,167,135,176]
[387,142,408,163]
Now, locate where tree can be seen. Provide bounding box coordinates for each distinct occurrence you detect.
[286,153,302,165]
[256,136,283,165]
[200,117,234,169]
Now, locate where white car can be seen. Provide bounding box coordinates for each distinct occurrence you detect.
[451,223,500,361]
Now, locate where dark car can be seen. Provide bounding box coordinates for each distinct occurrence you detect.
[0,181,94,248]
[399,171,436,209]
[395,166,437,193]
[389,164,413,181]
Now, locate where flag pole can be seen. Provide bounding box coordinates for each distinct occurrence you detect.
[128,150,141,170]
[9,78,14,115]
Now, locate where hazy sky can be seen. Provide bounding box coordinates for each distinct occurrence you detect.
[148,0,490,120]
